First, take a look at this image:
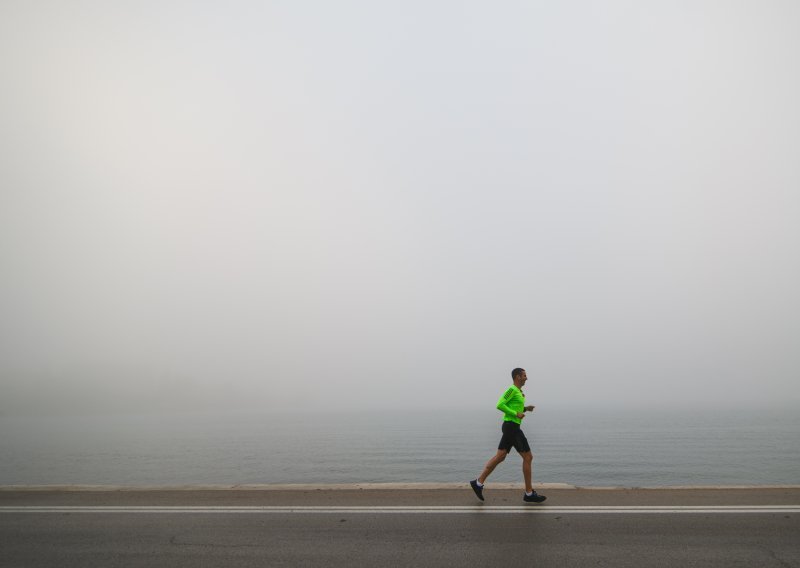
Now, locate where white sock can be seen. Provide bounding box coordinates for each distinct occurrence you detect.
[476,480,484,487]
[525,491,533,496]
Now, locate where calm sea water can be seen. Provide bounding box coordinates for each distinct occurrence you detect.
[1,406,798,487]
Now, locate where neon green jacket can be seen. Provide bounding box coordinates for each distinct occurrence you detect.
[497,385,525,424]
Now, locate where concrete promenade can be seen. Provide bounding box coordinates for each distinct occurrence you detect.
[2,485,799,567]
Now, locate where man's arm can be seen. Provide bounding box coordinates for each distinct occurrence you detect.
[496,398,517,416]
[497,388,525,419]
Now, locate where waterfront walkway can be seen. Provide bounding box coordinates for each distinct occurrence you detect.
[2,485,799,567]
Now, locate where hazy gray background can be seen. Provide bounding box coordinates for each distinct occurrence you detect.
[1,0,798,416]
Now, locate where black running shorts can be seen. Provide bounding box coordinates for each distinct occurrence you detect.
[498,421,531,454]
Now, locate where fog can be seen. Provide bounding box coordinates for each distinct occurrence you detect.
[1,1,798,416]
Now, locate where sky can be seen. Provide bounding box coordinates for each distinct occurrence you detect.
[1,0,798,416]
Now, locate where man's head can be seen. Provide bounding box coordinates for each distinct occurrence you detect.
[511,368,527,387]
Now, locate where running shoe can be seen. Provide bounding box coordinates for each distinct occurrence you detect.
[469,479,484,501]
[523,491,546,503]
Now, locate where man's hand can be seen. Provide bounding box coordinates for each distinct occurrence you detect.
[516,412,525,419]
[525,405,535,412]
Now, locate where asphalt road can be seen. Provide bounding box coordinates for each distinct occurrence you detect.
[1,486,798,567]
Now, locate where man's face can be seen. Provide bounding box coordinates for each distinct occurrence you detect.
[519,370,527,386]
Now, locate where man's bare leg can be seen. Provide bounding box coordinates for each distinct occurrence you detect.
[521,451,533,493]
[478,449,508,485]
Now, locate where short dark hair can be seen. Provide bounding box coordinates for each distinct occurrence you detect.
[511,368,525,380]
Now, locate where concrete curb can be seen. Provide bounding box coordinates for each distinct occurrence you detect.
[2,483,800,492]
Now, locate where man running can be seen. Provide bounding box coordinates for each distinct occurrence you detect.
[470,368,546,503]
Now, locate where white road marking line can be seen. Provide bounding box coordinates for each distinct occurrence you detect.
[1,506,798,514]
